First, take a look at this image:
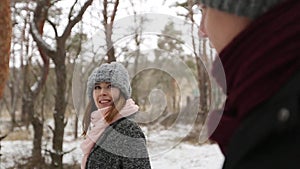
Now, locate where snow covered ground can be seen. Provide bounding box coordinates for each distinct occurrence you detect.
[150,143,224,169]
[1,140,224,169]
[0,122,224,169]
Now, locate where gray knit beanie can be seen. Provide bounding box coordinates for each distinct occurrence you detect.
[197,0,282,19]
[87,62,131,100]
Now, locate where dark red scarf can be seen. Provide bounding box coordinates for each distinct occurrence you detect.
[209,0,300,154]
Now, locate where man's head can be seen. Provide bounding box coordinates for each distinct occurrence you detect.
[197,0,282,53]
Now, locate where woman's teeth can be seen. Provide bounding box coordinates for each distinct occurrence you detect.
[99,100,110,103]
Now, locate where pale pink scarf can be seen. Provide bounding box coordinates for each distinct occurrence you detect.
[80,99,139,169]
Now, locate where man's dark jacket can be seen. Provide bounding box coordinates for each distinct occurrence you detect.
[223,70,300,169]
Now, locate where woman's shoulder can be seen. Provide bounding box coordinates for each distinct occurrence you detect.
[111,114,145,139]
[94,114,149,158]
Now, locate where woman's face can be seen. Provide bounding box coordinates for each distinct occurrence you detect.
[93,82,121,109]
[198,4,251,53]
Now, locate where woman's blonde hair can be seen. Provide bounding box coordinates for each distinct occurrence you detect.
[82,94,126,136]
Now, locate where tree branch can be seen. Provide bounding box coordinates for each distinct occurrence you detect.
[30,21,56,57]
[62,147,76,155]
[103,0,108,25]
[110,0,119,23]
[68,0,79,21]
[0,134,7,141]
[46,18,59,38]
[61,0,93,41]
[30,0,51,97]
[45,147,76,156]
[50,0,61,6]
[48,124,54,134]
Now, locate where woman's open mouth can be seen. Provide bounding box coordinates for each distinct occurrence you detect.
[98,99,112,108]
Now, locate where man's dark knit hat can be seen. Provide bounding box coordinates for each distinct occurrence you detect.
[197,0,282,19]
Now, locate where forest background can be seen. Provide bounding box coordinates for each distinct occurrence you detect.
[0,0,225,168]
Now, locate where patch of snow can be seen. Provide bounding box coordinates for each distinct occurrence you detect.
[151,143,224,169]
[1,139,223,169]
[0,120,224,168]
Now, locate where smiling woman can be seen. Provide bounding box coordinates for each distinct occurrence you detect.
[93,82,121,109]
[80,62,151,169]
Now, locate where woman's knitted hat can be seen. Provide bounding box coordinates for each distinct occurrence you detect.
[197,0,282,19]
[87,62,131,100]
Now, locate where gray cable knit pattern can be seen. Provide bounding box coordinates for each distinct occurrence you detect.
[197,0,282,19]
[85,115,151,169]
[87,62,132,100]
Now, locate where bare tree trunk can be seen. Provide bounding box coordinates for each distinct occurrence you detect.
[32,116,43,163]
[21,4,32,125]
[24,100,44,165]
[30,1,93,168]
[20,0,51,166]
[21,64,30,126]
[51,56,67,168]
[0,0,12,99]
[74,115,78,139]
[32,87,47,164]
[7,7,19,129]
[131,2,143,74]
[128,2,147,106]
[183,0,211,143]
[103,0,119,62]
[8,80,17,130]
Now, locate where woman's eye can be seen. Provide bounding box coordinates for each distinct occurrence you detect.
[107,84,111,89]
[94,86,101,90]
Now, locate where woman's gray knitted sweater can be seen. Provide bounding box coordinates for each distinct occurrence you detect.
[85,115,151,169]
